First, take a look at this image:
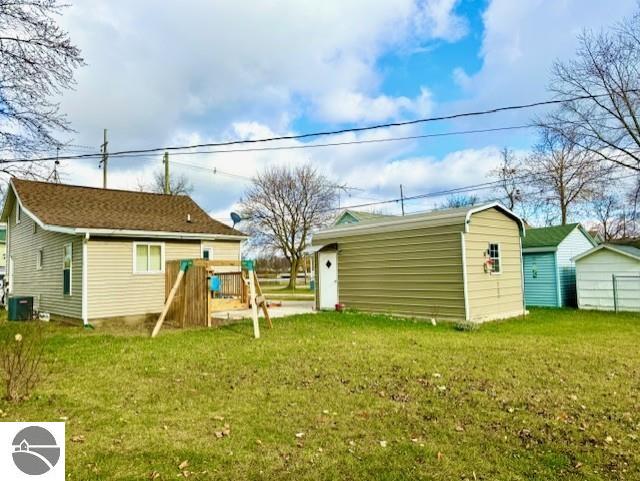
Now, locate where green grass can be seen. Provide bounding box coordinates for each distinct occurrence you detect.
[261,285,314,300]
[0,308,639,480]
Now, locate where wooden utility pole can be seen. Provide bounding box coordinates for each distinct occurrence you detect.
[163,151,170,194]
[100,129,108,188]
[400,184,405,216]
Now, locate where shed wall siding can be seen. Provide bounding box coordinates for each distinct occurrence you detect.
[86,238,201,319]
[576,249,640,311]
[318,223,466,320]
[465,208,524,320]
[7,205,82,318]
[523,252,559,307]
[556,228,595,307]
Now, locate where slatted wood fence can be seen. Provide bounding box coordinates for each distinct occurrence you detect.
[164,259,245,328]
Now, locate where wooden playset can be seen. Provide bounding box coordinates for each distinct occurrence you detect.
[151,259,271,338]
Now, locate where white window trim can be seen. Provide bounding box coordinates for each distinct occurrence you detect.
[132,241,166,275]
[36,248,44,270]
[201,246,213,260]
[63,242,73,296]
[16,203,21,224]
[488,242,502,275]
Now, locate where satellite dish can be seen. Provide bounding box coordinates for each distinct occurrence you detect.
[230,212,242,227]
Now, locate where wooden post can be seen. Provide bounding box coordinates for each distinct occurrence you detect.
[101,128,108,188]
[254,272,272,329]
[163,151,170,195]
[248,269,260,339]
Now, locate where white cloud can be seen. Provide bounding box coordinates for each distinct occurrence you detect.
[57,0,466,151]
[414,0,468,42]
[315,87,433,123]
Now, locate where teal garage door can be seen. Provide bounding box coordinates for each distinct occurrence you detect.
[523,252,559,307]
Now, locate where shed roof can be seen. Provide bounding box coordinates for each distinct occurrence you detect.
[572,242,640,262]
[314,202,524,242]
[2,179,245,238]
[522,223,583,249]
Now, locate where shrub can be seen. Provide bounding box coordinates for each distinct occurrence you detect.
[0,328,46,402]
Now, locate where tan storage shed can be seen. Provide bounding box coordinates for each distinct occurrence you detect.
[312,202,526,323]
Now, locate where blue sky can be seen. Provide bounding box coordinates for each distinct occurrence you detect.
[54,0,638,222]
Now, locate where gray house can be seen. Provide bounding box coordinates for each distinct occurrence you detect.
[1,179,246,325]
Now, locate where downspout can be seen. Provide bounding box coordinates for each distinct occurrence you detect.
[460,232,470,321]
[519,236,526,316]
[554,251,562,308]
[81,232,93,328]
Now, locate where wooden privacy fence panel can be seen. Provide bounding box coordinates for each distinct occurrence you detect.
[164,259,243,328]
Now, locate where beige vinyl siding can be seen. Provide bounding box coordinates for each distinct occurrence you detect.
[7,204,82,318]
[318,223,466,320]
[464,208,524,321]
[200,240,242,272]
[87,238,201,319]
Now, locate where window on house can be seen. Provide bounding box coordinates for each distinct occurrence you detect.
[32,222,37,234]
[488,243,501,274]
[16,204,21,224]
[202,247,213,260]
[36,249,44,270]
[134,242,164,274]
[63,243,72,295]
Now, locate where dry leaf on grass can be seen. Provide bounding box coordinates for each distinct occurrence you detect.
[178,460,189,470]
[70,435,85,443]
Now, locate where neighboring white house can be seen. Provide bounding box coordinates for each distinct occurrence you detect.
[573,243,640,312]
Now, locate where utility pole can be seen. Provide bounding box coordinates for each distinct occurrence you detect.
[100,128,108,188]
[400,184,405,216]
[163,151,170,194]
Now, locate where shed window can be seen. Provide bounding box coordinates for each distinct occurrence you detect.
[488,243,501,274]
[63,243,72,295]
[202,247,213,260]
[134,242,164,274]
[36,249,44,270]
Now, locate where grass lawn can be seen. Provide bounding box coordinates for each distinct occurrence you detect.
[261,285,314,300]
[0,309,639,480]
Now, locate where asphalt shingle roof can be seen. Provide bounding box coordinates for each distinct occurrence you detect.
[522,223,581,249]
[10,179,245,237]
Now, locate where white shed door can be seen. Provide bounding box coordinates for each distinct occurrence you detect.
[319,251,338,309]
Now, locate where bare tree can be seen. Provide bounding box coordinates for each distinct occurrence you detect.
[548,11,640,171]
[240,164,338,290]
[0,0,84,176]
[525,124,613,224]
[489,147,522,210]
[440,194,479,209]
[591,193,625,240]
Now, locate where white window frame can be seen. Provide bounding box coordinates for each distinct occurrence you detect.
[16,203,21,224]
[201,246,213,260]
[63,242,73,296]
[133,242,165,275]
[488,242,501,275]
[36,248,44,270]
[32,222,37,234]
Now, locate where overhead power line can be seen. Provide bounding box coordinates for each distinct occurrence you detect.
[1,90,636,164]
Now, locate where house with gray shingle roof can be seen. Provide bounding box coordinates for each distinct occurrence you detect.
[0,179,247,325]
[521,223,597,307]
